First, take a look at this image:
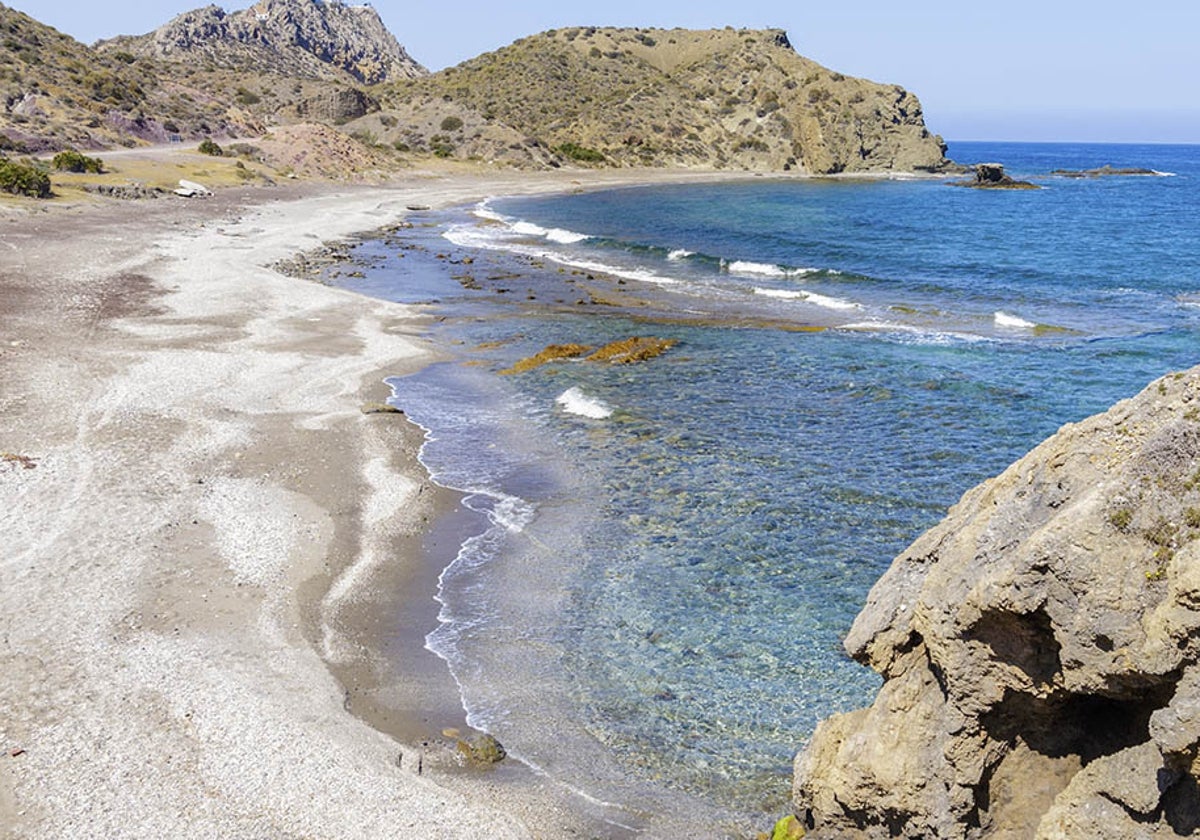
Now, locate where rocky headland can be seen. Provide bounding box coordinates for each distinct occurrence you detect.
[794,367,1200,837]
[372,27,957,174]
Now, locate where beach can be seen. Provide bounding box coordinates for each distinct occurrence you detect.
[0,163,743,839]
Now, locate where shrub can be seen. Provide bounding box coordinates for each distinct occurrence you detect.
[198,138,223,156]
[0,133,28,153]
[556,142,605,163]
[439,116,463,132]
[1109,508,1133,531]
[52,149,104,173]
[0,157,51,198]
[235,87,261,106]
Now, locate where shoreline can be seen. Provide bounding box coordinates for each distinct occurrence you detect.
[0,163,763,838]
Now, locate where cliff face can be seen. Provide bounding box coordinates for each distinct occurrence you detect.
[794,368,1200,837]
[99,0,426,85]
[372,27,953,173]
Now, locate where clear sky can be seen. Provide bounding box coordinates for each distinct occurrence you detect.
[14,0,1200,143]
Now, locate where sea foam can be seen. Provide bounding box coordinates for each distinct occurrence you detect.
[556,387,614,419]
[754,287,861,311]
[511,220,590,244]
[994,311,1036,330]
[727,260,817,278]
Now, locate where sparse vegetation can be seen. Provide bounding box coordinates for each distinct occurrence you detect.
[0,156,51,198]
[234,86,261,106]
[1109,508,1133,531]
[51,148,103,173]
[439,116,463,132]
[556,142,605,163]
[198,139,224,156]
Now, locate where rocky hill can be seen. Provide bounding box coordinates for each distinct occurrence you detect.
[794,367,1200,837]
[97,0,426,85]
[0,0,419,152]
[2,6,955,176]
[363,27,953,173]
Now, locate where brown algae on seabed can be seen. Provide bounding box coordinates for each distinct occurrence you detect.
[499,337,679,374]
[499,343,592,374]
[586,336,678,364]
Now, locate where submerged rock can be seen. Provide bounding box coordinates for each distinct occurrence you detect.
[793,366,1200,838]
[1050,165,1163,178]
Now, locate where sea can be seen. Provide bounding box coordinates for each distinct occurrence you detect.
[333,141,1200,835]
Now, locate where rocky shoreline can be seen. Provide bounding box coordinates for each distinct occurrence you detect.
[793,368,1200,838]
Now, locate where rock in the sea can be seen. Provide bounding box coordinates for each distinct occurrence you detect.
[1050,165,1162,178]
[457,733,507,765]
[952,162,1039,190]
[794,366,1200,838]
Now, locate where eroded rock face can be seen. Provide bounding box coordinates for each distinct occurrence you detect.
[101,0,426,84]
[794,367,1200,838]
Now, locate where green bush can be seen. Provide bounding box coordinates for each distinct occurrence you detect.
[198,138,223,156]
[556,142,605,163]
[52,148,104,173]
[439,116,464,132]
[0,157,52,198]
[235,87,261,106]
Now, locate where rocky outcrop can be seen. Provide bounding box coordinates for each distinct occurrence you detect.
[794,367,1200,838]
[374,27,957,174]
[951,162,1039,190]
[292,87,378,122]
[99,0,426,84]
[1051,165,1164,178]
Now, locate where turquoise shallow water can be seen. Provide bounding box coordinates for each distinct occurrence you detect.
[338,141,1200,832]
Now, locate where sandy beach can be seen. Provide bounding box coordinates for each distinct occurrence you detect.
[0,163,749,838]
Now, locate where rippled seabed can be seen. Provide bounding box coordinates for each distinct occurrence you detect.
[336,142,1200,831]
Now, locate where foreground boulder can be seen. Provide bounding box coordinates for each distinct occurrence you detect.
[794,367,1200,838]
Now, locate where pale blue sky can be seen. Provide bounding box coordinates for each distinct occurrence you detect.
[15,0,1200,143]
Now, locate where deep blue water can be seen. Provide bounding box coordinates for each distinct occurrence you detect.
[340,141,1199,834]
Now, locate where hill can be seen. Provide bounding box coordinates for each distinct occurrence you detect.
[0,0,418,153]
[97,0,426,85]
[2,7,955,177]
[364,27,953,174]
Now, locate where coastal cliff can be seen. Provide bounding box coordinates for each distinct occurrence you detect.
[369,27,955,174]
[794,367,1200,837]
